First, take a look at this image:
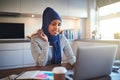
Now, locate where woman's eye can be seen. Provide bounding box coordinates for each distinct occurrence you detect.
[51,23,61,27]
[58,23,61,26]
[52,23,56,26]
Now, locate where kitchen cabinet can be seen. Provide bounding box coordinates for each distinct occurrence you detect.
[47,0,87,17]
[21,0,87,18]
[21,0,47,14]
[0,0,20,13]
[0,0,87,17]
[0,50,23,70]
[0,43,23,70]
[21,0,68,16]
[23,43,36,67]
[69,0,88,18]
[0,42,35,70]
[46,0,69,16]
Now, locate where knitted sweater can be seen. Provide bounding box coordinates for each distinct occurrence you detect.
[31,34,76,66]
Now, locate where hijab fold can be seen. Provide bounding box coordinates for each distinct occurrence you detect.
[42,7,62,64]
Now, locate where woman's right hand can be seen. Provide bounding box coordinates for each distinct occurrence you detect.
[37,29,48,42]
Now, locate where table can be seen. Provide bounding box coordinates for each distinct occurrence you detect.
[0,63,120,80]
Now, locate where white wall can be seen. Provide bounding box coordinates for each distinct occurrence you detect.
[0,17,41,37]
[0,16,80,37]
[80,0,96,39]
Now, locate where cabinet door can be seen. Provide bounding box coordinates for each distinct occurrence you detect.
[0,43,23,50]
[21,0,47,14]
[69,0,87,18]
[23,50,36,66]
[47,0,68,16]
[23,42,36,67]
[0,50,23,70]
[0,43,23,70]
[0,0,20,13]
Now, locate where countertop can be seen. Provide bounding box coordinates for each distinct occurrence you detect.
[0,39,30,43]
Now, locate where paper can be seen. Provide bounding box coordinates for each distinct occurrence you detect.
[16,70,40,79]
[35,74,48,79]
[16,70,53,80]
[35,71,53,80]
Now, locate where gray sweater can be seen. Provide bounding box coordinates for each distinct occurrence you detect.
[31,34,76,66]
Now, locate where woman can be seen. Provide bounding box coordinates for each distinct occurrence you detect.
[31,7,76,66]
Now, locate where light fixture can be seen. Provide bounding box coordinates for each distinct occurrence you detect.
[31,14,35,17]
[73,17,77,20]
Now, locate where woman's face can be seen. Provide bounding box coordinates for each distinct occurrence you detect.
[48,19,61,36]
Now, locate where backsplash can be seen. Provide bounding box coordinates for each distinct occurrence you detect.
[0,16,80,38]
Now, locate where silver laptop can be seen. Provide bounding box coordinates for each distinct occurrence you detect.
[73,45,117,80]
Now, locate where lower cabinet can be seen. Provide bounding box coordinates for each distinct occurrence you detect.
[0,42,36,70]
[23,50,36,67]
[0,50,23,70]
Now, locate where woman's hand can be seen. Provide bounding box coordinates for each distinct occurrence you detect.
[37,29,48,42]
[58,28,63,34]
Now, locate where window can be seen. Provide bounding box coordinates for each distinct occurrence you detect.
[98,2,120,39]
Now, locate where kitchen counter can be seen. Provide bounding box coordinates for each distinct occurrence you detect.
[0,39,30,43]
[75,39,120,42]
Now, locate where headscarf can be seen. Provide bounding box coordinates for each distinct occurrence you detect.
[42,7,62,64]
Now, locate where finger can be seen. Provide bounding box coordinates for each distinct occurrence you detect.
[37,30,42,34]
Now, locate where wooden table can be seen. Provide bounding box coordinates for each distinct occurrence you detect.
[0,63,120,80]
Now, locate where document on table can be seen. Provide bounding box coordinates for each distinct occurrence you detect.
[16,70,53,80]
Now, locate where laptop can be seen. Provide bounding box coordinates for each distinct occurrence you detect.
[73,45,117,80]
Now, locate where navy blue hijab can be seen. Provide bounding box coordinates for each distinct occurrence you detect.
[42,7,62,64]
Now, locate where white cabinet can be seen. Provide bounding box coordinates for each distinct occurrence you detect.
[23,50,35,66]
[21,0,47,14]
[21,0,87,18]
[0,0,88,18]
[0,43,23,50]
[69,0,88,18]
[23,43,36,67]
[0,0,20,13]
[46,0,69,16]
[47,0,87,17]
[0,42,35,70]
[0,50,23,69]
[0,43,23,70]
[21,0,68,16]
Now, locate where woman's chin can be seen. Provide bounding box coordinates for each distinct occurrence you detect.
[51,33,58,36]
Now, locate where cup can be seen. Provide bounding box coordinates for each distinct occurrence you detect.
[52,67,67,80]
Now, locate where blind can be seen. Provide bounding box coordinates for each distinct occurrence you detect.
[96,0,120,7]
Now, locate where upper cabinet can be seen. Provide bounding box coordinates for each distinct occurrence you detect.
[21,0,47,14]
[47,0,88,18]
[0,0,88,18]
[0,0,20,13]
[46,0,69,17]
[69,0,88,18]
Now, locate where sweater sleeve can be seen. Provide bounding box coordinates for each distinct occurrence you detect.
[31,36,49,66]
[61,34,76,65]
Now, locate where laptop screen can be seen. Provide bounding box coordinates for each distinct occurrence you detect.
[73,45,117,80]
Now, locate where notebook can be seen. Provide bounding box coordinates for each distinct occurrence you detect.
[73,45,117,80]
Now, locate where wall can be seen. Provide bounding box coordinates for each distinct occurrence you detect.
[0,0,97,40]
[80,0,96,39]
[0,16,80,37]
[0,0,90,39]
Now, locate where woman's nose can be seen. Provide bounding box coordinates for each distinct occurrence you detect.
[54,25,59,30]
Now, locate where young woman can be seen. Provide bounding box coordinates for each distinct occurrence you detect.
[31,7,76,66]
